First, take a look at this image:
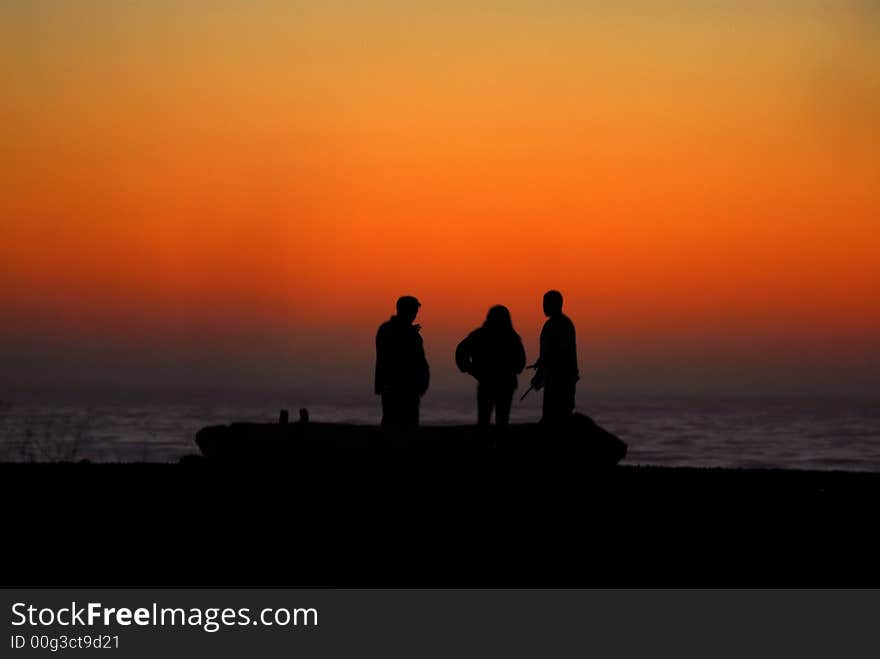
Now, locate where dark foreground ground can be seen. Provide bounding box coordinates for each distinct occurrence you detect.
[3,458,879,587]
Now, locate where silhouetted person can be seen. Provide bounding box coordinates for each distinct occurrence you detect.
[456,305,526,427]
[375,296,430,428]
[531,290,579,424]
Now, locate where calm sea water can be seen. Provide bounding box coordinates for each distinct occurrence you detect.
[1,397,878,471]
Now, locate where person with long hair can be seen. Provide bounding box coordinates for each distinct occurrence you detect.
[455,305,526,427]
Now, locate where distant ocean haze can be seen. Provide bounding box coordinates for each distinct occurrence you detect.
[1,396,878,472]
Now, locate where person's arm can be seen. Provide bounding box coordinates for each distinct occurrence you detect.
[417,336,430,396]
[530,326,547,389]
[455,335,473,374]
[374,328,385,395]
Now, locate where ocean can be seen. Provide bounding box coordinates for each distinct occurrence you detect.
[1,396,878,471]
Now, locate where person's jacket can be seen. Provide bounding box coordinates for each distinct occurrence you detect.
[534,313,579,386]
[455,327,526,390]
[375,316,430,396]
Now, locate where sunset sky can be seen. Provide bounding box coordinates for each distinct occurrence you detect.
[2,1,878,403]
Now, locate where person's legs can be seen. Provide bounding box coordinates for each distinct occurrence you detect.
[495,387,514,427]
[403,393,420,428]
[560,381,576,417]
[384,391,420,432]
[541,386,555,424]
[381,392,400,427]
[542,380,576,424]
[477,383,493,427]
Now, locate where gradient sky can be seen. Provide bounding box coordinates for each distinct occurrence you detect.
[1,1,878,403]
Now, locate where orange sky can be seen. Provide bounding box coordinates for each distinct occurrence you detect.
[2,2,878,398]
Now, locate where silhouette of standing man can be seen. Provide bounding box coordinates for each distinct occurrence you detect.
[456,305,526,427]
[375,296,430,428]
[531,290,579,424]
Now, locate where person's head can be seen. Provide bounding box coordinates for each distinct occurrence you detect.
[396,295,421,323]
[542,290,563,317]
[484,305,514,333]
